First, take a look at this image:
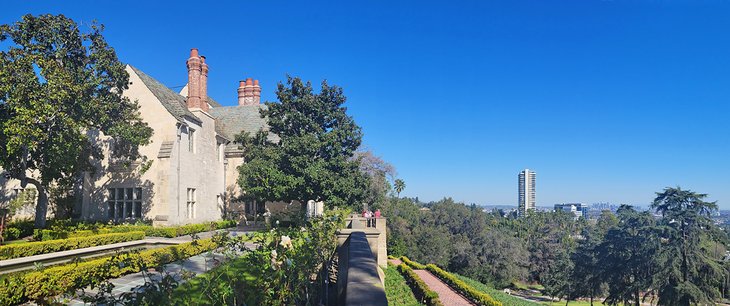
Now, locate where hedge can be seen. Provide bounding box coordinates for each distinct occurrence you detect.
[2,219,35,241]
[425,264,502,306]
[0,238,218,305]
[0,231,146,260]
[396,263,443,306]
[400,256,426,269]
[34,220,238,241]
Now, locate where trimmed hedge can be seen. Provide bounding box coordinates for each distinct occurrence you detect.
[0,238,218,305]
[401,256,426,269]
[0,231,146,260]
[425,264,502,306]
[397,263,443,306]
[34,220,237,241]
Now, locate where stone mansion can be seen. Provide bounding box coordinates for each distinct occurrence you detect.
[0,48,276,225]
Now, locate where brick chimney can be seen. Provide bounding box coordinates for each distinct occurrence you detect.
[199,55,209,112]
[237,80,246,106]
[186,48,202,109]
[253,80,261,104]
[244,78,254,105]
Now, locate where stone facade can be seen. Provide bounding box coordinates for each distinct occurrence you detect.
[0,48,273,225]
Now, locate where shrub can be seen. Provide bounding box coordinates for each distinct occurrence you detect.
[3,219,34,240]
[0,239,218,304]
[425,264,502,306]
[397,263,443,306]
[401,256,426,269]
[34,220,238,240]
[0,231,146,260]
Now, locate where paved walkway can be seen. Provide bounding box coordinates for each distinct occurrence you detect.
[413,270,475,306]
[388,259,474,306]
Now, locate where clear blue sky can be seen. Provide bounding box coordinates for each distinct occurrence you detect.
[3,1,729,208]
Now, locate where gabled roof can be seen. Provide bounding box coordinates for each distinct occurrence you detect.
[208,104,278,143]
[128,65,201,124]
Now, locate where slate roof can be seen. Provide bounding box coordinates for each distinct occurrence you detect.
[128,65,201,124]
[178,84,222,107]
[208,105,278,144]
[128,65,276,146]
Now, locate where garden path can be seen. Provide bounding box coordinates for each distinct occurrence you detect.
[388,258,475,306]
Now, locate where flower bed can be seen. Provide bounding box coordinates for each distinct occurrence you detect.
[425,264,502,306]
[0,231,145,260]
[396,263,443,306]
[0,239,218,305]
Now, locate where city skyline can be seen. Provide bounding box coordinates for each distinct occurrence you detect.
[3,1,728,208]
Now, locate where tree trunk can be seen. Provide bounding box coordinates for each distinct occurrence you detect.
[26,178,49,228]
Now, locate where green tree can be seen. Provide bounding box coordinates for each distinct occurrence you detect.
[394,179,405,198]
[237,76,368,209]
[651,187,726,305]
[569,211,615,305]
[0,15,152,228]
[598,205,659,306]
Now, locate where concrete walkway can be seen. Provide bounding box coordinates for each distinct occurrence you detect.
[388,259,475,306]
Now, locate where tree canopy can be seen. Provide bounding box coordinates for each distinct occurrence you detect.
[237,76,368,209]
[0,14,153,227]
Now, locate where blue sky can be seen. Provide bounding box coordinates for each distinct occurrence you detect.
[3,1,729,207]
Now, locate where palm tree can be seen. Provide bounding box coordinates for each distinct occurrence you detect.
[394,179,406,198]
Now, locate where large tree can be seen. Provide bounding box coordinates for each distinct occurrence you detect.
[0,15,152,228]
[598,205,659,306]
[651,187,726,305]
[237,76,368,209]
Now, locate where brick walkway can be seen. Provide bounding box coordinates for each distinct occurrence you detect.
[388,258,474,305]
[413,270,475,306]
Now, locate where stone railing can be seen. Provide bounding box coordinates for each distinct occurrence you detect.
[339,217,387,267]
[336,231,387,306]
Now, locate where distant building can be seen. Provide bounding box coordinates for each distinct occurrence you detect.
[518,169,536,216]
[555,203,589,219]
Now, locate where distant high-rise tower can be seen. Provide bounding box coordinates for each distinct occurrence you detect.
[518,169,536,216]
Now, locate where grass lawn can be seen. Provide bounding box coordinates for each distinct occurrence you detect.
[384,264,424,306]
[453,274,542,306]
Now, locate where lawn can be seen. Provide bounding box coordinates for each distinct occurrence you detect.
[384,264,424,306]
[453,274,541,306]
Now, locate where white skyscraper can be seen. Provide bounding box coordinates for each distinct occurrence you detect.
[518,169,536,216]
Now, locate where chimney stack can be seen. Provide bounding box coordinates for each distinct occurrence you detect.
[244,78,254,105]
[253,80,261,104]
[199,55,209,112]
[186,48,202,109]
[237,80,246,106]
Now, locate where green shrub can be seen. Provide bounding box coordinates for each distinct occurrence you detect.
[397,263,443,306]
[0,239,218,304]
[401,256,426,269]
[385,265,424,306]
[0,231,145,260]
[34,220,238,240]
[3,219,34,240]
[425,264,502,306]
